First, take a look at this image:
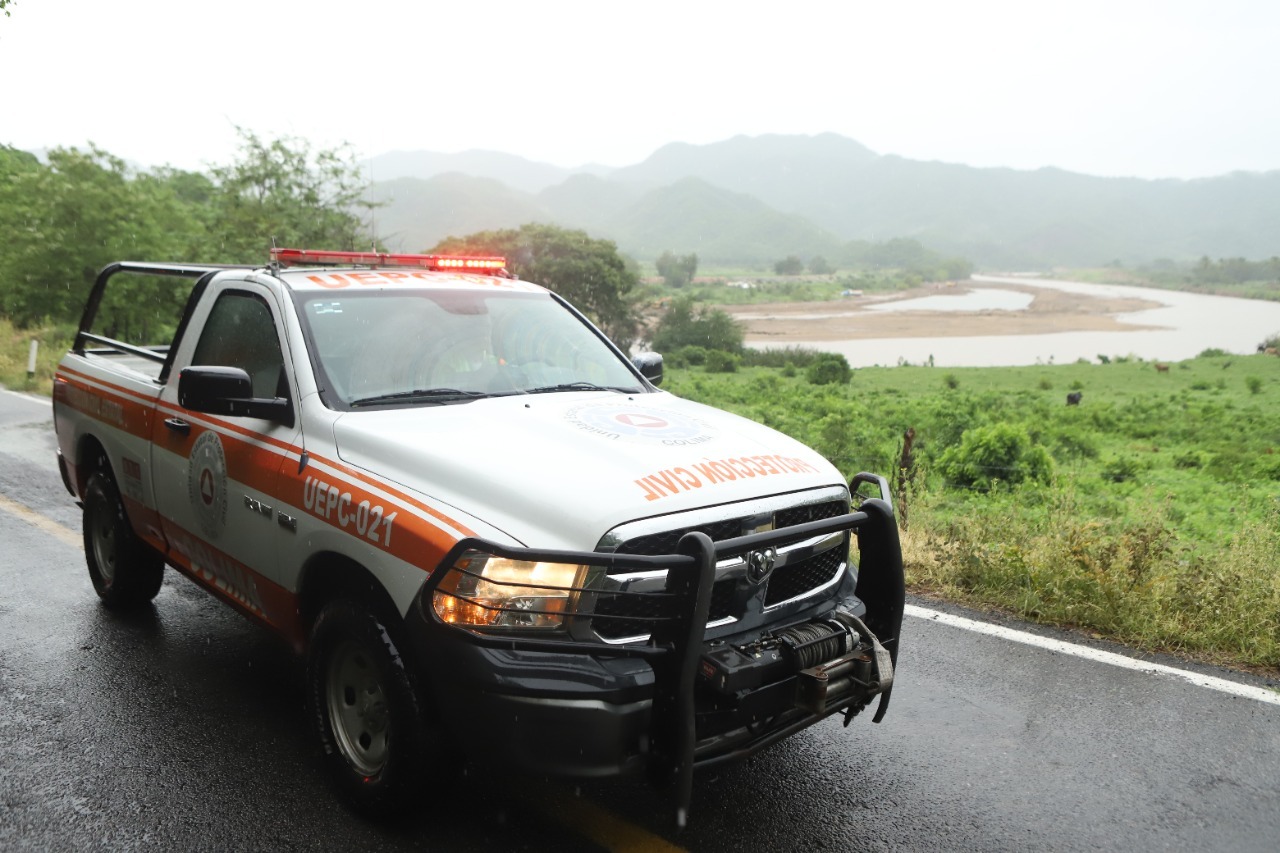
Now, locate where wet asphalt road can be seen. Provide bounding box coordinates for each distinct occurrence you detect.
[3,387,1280,852]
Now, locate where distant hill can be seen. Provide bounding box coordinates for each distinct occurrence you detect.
[363,135,1280,268]
[368,173,554,252]
[597,178,844,263]
[364,149,610,194]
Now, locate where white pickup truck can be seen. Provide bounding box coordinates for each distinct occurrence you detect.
[53,249,903,822]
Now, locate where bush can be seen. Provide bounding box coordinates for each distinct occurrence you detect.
[651,296,744,354]
[937,423,1053,490]
[705,350,740,373]
[806,353,851,385]
[679,345,708,366]
[742,345,823,368]
[1247,375,1263,395]
[943,373,960,390]
[1101,455,1141,483]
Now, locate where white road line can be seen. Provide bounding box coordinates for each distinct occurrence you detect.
[906,603,1280,707]
[0,387,51,406]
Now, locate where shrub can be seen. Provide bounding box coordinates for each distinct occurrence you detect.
[943,373,960,390]
[806,353,851,385]
[1101,455,1141,483]
[1174,451,1205,469]
[742,345,823,368]
[705,350,740,373]
[937,423,1053,490]
[1247,375,1263,395]
[1052,430,1100,460]
[651,296,744,353]
[680,345,708,366]
[1198,347,1229,358]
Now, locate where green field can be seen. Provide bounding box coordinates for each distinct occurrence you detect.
[665,352,1280,671]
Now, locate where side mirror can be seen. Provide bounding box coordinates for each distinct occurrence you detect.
[179,366,294,426]
[631,351,664,387]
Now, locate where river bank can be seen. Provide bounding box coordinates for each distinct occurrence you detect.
[728,275,1280,367]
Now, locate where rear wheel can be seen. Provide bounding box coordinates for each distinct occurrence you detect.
[306,600,432,817]
[83,470,164,609]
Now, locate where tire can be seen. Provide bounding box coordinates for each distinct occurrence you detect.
[83,470,164,609]
[306,600,431,817]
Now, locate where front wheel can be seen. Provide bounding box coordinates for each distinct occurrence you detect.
[306,601,431,817]
[83,470,164,609]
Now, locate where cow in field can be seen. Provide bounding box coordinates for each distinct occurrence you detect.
[1066,391,1083,405]
[1155,363,1170,373]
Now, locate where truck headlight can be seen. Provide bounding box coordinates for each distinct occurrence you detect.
[432,550,588,631]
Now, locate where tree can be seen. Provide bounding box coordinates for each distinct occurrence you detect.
[650,296,743,354]
[0,147,200,326]
[655,250,698,288]
[774,255,804,276]
[208,128,375,264]
[1,1,15,17]
[809,256,833,275]
[431,223,641,350]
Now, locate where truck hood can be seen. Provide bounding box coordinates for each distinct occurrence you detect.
[332,391,843,550]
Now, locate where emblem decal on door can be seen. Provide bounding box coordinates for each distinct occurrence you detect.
[188,430,228,539]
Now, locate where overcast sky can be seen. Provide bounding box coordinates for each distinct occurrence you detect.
[1,1,1276,180]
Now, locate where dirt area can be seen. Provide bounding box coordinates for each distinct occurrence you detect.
[727,282,1165,342]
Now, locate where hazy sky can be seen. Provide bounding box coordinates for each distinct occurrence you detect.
[2,0,1276,180]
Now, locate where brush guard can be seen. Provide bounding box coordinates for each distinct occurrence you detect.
[421,473,904,827]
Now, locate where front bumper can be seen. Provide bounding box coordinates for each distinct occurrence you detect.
[404,476,905,820]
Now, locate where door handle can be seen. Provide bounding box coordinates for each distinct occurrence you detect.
[164,417,191,435]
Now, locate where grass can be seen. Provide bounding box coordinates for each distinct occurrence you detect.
[665,353,1280,671]
[0,319,75,393]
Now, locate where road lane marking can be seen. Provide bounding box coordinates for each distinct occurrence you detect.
[0,387,51,407]
[0,494,81,549]
[906,603,1280,707]
[534,785,687,853]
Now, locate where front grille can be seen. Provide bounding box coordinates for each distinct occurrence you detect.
[763,544,844,606]
[613,519,745,557]
[593,579,737,640]
[591,498,849,640]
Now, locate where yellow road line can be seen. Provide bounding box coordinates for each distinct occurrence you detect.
[535,785,687,853]
[0,494,81,549]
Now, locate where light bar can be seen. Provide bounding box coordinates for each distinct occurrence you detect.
[270,248,506,272]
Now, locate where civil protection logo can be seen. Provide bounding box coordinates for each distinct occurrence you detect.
[188,430,228,539]
[567,403,715,445]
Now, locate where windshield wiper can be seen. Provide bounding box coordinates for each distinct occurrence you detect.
[349,388,489,408]
[523,382,641,395]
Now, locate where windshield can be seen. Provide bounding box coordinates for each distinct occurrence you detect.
[297,289,646,408]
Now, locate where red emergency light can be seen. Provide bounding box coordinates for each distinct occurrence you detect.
[270,248,507,272]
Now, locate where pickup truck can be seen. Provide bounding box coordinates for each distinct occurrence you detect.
[53,249,904,823]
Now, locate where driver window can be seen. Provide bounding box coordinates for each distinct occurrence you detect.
[192,291,286,399]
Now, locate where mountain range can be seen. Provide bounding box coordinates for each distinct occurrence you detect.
[362,133,1280,270]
